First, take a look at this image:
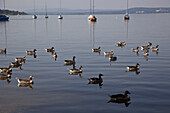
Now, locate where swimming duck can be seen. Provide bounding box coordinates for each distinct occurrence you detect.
[152,45,159,51]
[10,61,22,68]
[141,45,150,50]
[16,75,34,84]
[69,65,83,73]
[92,46,101,52]
[116,41,126,47]
[109,55,117,62]
[0,66,12,73]
[45,47,55,52]
[147,42,152,46]
[143,51,149,56]
[109,90,131,101]
[131,46,139,52]
[15,56,26,63]
[0,73,11,78]
[52,52,57,61]
[104,50,114,56]
[26,49,37,55]
[108,90,131,107]
[64,56,76,65]
[126,63,140,71]
[0,48,6,54]
[88,74,103,83]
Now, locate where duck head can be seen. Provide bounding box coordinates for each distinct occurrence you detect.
[79,66,83,69]
[136,63,140,66]
[29,75,34,79]
[124,90,131,95]
[156,45,159,48]
[33,49,37,52]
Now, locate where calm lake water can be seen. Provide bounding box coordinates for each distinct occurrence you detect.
[0,14,170,113]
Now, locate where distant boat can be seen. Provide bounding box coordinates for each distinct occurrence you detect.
[124,0,130,20]
[0,15,9,21]
[32,0,37,19]
[58,0,63,19]
[88,0,97,22]
[0,0,9,21]
[45,0,48,19]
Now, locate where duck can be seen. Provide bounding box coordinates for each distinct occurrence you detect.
[45,47,55,52]
[92,46,101,52]
[109,55,117,62]
[131,46,139,52]
[109,90,131,101]
[108,90,131,107]
[152,45,159,51]
[104,50,114,56]
[0,73,11,78]
[143,51,149,56]
[0,66,12,73]
[26,49,37,55]
[52,52,57,58]
[0,48,6,54]
[126,63,140,71]
[15,56,26,63]
[64,56,76,65]
[147,42,152,46]
[69,66,83,73]
[116,41,126,47]
[16,75,34,84]
[88,74,103,83]
[52,52,57,61]
[141,44,150,50]
[10,61,22,67]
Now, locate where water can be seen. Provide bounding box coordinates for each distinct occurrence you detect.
[0,14,170,113]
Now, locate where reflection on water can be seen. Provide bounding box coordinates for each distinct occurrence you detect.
[58,19,63,39]
[17,83,34,89]
[108,98,131,107]
[0,73,11,84]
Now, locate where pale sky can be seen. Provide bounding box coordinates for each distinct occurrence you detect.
[1,0,170,11]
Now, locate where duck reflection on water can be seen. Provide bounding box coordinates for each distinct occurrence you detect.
[88,74,103,88]
[17,83,34,89]
[0,73,12,84]
[108,90,131,107]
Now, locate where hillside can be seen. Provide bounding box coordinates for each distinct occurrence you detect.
[0,9,27,15]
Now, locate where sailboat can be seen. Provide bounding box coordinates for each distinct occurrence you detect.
[88,0,97,22]
[45,0,48,18]
[124,0,130,20]
[32,0,37,19]
[58,0,63,19]
[0,0,9,21]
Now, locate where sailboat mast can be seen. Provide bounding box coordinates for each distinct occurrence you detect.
[90,0,91,15]
[3,0,5,9]
[93,0,94,15]
[45,0,47,16]
[59,0,61,15]
[126,0,128,14]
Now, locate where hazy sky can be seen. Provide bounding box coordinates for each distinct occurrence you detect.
[1,0,170,11]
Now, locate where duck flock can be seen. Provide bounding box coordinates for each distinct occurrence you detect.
[0,41,159,106]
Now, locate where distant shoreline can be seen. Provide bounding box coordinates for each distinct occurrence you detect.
[1,7,170,15]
